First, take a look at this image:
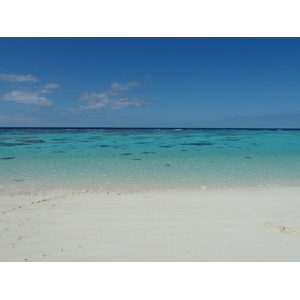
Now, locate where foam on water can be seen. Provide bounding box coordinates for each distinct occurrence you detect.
[1,128,300,188]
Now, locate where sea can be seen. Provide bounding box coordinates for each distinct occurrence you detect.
[1,128,300,189]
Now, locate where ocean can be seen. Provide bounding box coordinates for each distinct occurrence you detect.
[1,128,300,189]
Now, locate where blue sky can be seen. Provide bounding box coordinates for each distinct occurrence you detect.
[0,37,300,128]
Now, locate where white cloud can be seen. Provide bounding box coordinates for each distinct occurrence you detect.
[112,98,148,109]
[77,92,108,101]
[1,90,53,106]
[0,73,39,82]
[75,81,149,111]
[0,82,59,106]
[76,102,107,110]
[77,97,148,110]
[42,83,60,89]
[109,81,140,92]
[39,83,60,94]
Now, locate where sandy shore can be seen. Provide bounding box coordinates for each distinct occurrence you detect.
[1,185,300,261]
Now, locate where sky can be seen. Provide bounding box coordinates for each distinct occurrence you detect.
[0,37,300,128]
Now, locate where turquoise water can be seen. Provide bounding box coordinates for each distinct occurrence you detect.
[1,128,300,188]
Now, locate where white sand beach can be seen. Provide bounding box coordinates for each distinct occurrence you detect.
[1,185,300,262]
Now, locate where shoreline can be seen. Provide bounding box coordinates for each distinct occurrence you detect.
[1,185,300,261]
[1,178,300,194]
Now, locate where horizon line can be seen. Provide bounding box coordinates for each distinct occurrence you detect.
[1,127,300,130]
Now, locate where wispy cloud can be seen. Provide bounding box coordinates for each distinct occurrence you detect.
[0,82,59,106]
[42,83,60,89]
[75,81,150,110]
[1,91,53,106]
[39,83,60,94]
[0,73,39,82]
[77,97,149,110]
[109,81,140,92]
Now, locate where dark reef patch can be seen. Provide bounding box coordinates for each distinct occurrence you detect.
[96,144,114,147]
[223,138,241,142]
[16,139,45,144]
[52,138,69,141]
[88,136,104,140]
[180,142,215,146]
[0,142,28,146]
[52,150,67,154]
[0,136,35,140]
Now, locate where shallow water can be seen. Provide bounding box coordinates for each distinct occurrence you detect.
[1,128,300,188]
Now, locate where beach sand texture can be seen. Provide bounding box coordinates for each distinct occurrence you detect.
[1,186,300,262]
